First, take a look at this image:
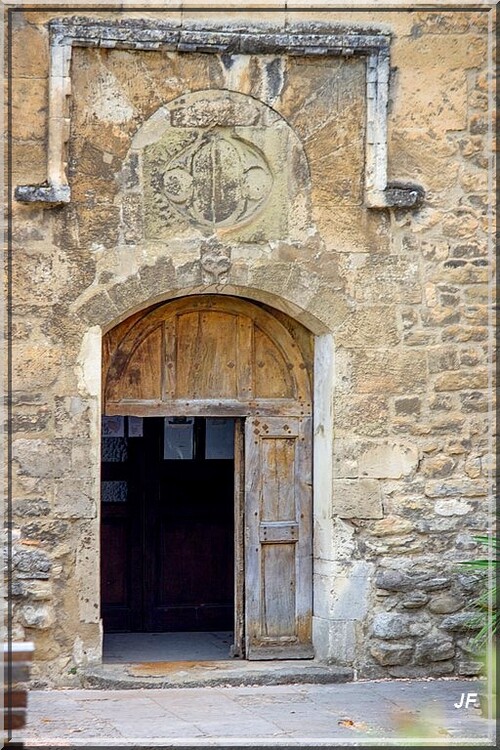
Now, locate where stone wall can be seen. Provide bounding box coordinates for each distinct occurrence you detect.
[7,4,494,686]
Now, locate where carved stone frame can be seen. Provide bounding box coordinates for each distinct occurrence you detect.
[14,16,424,209]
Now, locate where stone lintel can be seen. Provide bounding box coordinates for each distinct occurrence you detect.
[49,18,391,54]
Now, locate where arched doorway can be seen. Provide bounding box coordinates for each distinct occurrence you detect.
[101,295,313,659]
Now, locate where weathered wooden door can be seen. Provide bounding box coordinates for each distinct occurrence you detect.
[245,416,313,659]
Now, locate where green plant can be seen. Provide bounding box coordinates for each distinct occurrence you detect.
[460,534,498,648]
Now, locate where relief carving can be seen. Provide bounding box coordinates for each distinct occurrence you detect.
[160,132,273,229]
[138,90,310,242]
[200,238,232,284]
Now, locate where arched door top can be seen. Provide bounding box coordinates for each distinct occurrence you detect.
[103,295,312,417]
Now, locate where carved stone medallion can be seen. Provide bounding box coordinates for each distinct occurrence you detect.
[160,132,273,229]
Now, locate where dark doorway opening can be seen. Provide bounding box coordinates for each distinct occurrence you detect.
[101,416,235,639]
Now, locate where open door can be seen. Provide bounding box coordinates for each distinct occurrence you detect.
[103,295,314,657]
[245,416,313,659]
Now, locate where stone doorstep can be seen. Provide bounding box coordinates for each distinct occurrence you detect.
[79,660,353,690]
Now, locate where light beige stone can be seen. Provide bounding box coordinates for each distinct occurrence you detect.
[371,515,414,537]
[333,480,383,520]
[351,351,427,394]
[435,499,473,517]
[359,444,419,479]
[391,69,467,132]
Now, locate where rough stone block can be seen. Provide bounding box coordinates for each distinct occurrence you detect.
[388,661,455,678]
[435,499,473,517]
[375,570,412,592]
[358,443,418,479]
[17,581,52,602]
[460,392,488,413]
[424,480,487,498]
[421,455,455,478]
[457,660,483,676]
[427,347,460,373]
[370,642,413,666]
[428,595,464,614]
[372,613,411,640]
[20,603,54,630]
[54,481,97,519]
[414,637,455,664]
[13,548,51,580]
[394,397,421,416]
[400,592,429,609]
[332,479,383,519]
[351,350,427,394]
[13,439,71,479]
[371,515,414,537]
[434,370,488,391]
[439,613,481,632]
[419,577,452,592]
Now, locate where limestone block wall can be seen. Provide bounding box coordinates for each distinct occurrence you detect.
[7,4,494,686]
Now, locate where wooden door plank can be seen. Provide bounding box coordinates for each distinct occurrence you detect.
[105,398,310,418]
[254,328,295,399]
[245,416,313,660]
[163,317,177,400]
[236,316,254,400]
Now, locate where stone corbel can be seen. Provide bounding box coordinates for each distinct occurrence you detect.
[14,18,424,210]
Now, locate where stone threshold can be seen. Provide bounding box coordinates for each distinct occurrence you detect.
[79,660,353,690]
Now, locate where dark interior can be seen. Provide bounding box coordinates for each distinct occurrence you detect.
[101,416,235,633]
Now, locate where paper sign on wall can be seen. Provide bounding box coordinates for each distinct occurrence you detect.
[205,418,234,459]
[164,417,194,460]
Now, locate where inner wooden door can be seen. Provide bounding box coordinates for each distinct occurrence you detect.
[101,416,235,633]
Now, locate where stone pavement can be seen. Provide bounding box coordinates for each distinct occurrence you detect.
[12,678,495,747]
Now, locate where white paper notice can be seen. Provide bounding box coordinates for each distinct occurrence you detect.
[205,418,234,459]
[128,416,144,438]
[102,415,125,437]
[164,417,194,460]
